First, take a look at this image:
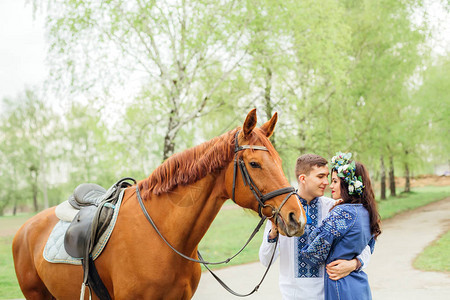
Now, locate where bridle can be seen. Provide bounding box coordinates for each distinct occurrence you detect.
[231,130,297,221]
[135,129,301,297]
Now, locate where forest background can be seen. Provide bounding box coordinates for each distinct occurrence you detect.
[0,0,449,215]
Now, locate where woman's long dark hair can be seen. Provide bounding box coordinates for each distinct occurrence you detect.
[335,161,382,239]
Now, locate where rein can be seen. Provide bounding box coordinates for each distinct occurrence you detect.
[135,130,298,296]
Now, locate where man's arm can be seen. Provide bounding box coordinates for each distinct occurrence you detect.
[357,244,372,270]
[326,244,371,280]
[259,220,280,267]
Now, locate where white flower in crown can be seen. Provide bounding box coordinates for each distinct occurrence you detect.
[354,180,363,188]
[349,185,355,193]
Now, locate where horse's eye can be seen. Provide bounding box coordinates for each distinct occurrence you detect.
[249,161,261,169]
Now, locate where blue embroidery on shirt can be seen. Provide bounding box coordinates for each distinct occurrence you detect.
[295,198,320,278]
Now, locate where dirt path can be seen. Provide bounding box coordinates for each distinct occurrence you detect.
[193,197,450,300]
[366,197,450,299]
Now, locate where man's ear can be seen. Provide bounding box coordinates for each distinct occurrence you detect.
[298,174,306,184]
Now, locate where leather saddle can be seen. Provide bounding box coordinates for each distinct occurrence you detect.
[64,182,116,259]
[63,177,136,300]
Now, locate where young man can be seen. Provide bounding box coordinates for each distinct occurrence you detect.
[259,154,371,299]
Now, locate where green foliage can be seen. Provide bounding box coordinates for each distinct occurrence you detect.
[413,230,450,273]
[0,90,60,212]
[410,58,450,164]
[0,0,444,213]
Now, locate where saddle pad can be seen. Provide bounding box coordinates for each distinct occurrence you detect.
[43,190,124,265]
[55,200,79,222]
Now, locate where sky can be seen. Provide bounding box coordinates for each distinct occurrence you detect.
[0,0,46,101]
[0,0,448,104]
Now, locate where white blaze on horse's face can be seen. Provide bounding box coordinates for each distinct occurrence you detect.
[226,109,306,237]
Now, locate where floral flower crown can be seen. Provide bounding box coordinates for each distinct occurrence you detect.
[330,152,364,196]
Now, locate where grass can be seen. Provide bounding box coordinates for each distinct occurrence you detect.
[0,185,448,298]
[413,230,450,273]
[198,207,265,270]
[377,186,450,220]
[0,236,22,299]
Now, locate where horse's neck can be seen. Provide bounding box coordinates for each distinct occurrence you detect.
[139,173,228,254]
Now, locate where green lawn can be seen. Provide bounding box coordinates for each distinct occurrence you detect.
[0,236,21,299]
[198,207,265,270]
[0,185,448,298]
[413,230,450,272]
[377,186,450,220]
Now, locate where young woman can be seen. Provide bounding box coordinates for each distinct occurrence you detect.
[300,152,381,300]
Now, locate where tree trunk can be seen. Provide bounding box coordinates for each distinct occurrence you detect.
[264,67,275,147]
[30,166,39,212]
[389,155,396,197]
[403,149,411,193]
[12,168,18,215]
[162,109,177,161]
[41,152,49,209]
[163,132,175,161]
[404,162,411,193]
[380,155,386,200]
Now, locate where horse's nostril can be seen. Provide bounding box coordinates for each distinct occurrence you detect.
[289,212,297,225]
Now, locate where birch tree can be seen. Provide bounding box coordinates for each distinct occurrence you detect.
[38,0,254,161]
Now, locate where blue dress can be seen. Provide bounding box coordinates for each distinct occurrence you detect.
[300,204,375,300]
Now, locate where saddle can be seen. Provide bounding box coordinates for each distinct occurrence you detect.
[63,177,136,300]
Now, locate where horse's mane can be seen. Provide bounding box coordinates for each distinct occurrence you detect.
[139,127,280,200]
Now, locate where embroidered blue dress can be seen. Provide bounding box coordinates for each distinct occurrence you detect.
[300,204,375,300]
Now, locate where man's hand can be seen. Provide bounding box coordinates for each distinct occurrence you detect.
[268,221,278,240]
[326,259,358,281]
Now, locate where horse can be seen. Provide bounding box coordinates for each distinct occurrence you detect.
[13,109,306,299]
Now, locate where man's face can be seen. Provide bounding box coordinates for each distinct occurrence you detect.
[299,165,330,199]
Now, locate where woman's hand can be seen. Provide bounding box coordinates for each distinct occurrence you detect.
[326,258,358,280]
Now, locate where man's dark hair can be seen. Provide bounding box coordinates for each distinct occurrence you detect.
[295,154,328,178]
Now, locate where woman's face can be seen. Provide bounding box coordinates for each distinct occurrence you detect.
[330,172,341,200]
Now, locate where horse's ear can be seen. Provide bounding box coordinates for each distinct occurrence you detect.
[260,112,278,138]
[243,108,257,138]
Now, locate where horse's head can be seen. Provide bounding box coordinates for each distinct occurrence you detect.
[225,109,306,237]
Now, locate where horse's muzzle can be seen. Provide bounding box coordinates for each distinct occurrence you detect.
[276,212,305,237]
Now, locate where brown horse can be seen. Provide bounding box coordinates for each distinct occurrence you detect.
[13,109,306,299]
